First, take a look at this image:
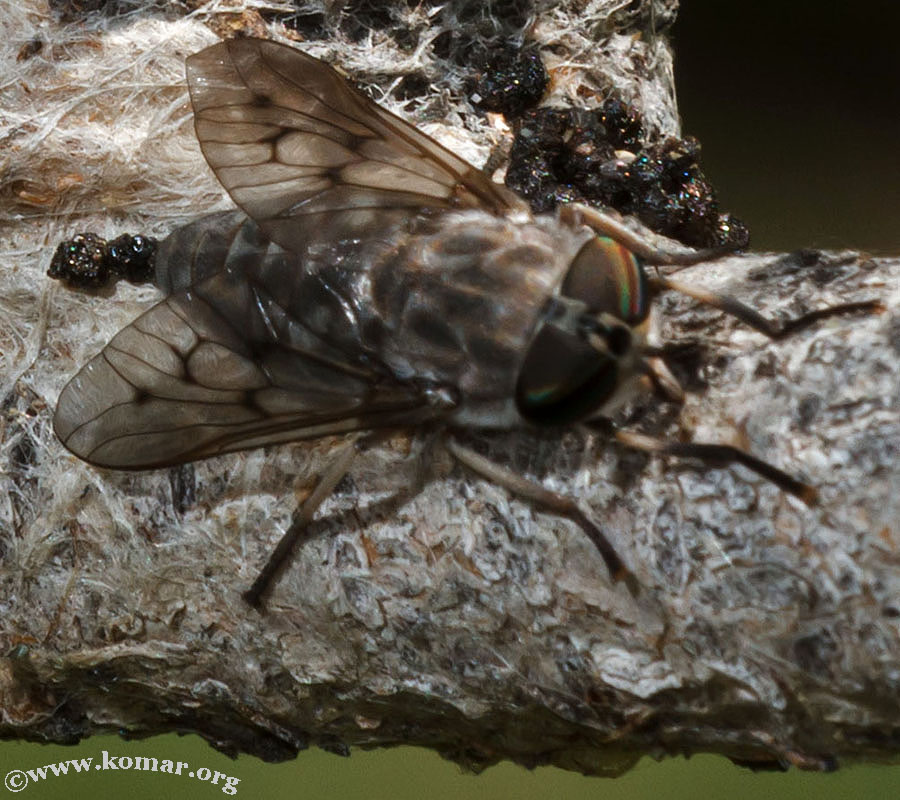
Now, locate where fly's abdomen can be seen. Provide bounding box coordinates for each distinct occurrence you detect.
[155,212,418,374]
[154,210,263,293]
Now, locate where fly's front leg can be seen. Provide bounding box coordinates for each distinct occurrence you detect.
[612,429,819,505]
[640,354,685,403]
[444,436,640,597]
[559,202,738,265]
[601,351,820,502]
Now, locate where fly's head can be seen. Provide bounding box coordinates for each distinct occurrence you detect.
[515,234,653,426]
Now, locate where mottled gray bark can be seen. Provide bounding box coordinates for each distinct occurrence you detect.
[1,0,898,776]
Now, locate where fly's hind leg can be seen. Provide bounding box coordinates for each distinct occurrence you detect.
[244,438,361,608]
[245,430,441,609]
[444,436,640,597]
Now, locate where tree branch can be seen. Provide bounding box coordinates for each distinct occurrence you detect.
[1,0,898,776]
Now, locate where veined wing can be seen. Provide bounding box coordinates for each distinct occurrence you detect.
[53,277,445,469]
[186,37,523,254]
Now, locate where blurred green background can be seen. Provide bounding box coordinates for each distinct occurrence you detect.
[4,1,897,798]
[2,735,898,799]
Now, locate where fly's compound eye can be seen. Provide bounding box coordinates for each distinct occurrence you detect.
[515,323,620,426]
[562,236,649,325]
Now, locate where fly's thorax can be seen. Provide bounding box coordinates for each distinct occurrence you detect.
[514,233,652,427]
[370,210,587,427]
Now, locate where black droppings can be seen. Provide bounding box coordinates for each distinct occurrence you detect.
[337,0,404,43]
[48,233,110,289]
[106,234,157,283]
[430,0,534,66]
[48,0,183,22]
[393,73,431,101]
[505,105,750,249]
[48,232,157,289]
[279,9,327,38]
[469,48,547,115]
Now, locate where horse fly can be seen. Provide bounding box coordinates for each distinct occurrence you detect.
[52,38,880,605]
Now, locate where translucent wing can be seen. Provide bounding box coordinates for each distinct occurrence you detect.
[186,37,522,253]
[53,267,443,469]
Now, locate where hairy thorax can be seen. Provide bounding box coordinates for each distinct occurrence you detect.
[366,210,593,427]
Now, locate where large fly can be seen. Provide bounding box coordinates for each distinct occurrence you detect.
[52,38,880,606]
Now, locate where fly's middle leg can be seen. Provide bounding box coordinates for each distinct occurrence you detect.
[444,436,640,597]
